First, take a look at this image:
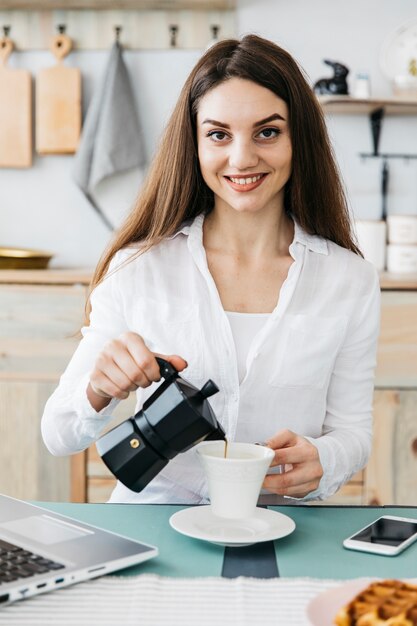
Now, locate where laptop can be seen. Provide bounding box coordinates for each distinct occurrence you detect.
[0,493,158,605]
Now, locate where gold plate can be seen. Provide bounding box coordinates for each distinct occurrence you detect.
[0,247,53,269]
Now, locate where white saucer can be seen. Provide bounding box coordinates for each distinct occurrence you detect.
[169,506,296,547]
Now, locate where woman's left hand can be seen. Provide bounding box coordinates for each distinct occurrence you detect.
[262,429,323,498]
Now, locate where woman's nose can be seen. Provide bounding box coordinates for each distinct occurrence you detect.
[228,139,259,170]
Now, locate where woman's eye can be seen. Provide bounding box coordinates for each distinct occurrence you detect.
[258,127,280,139]
[207,131,229,142]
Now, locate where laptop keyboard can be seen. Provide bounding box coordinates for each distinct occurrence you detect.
[0,539,64,585]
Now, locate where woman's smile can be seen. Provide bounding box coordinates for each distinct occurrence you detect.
[224,173,268,191]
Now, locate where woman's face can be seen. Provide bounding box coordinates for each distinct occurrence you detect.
[196,78,292,217]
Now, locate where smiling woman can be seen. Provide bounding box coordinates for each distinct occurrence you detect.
[41,35,380,506]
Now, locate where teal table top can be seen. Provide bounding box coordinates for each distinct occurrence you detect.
[269,506,417,580]
[38,502,417,580]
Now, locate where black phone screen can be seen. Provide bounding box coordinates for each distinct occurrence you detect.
[352,517,417,546]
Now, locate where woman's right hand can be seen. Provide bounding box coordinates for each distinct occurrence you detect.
[87,332,188,411]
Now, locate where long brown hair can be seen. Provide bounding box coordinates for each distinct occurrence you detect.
[88,34,360,313]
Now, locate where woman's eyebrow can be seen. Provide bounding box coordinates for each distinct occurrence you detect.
[201,112,285,129]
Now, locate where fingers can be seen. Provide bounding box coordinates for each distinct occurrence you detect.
[271,439,319,467]
[89,332,189,404]
[90,336,153,401]
[262,430,324,497]
[266,430,317,466]
[89,373,130,401]
[266,429,298,450]
[161,354,188,372]
[263,463,322,497]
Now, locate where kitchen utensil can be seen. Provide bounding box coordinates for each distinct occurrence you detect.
[96,357,226,493]
[0,247,53,269]
[197,441,274,520]
[0,32,32,168]
[36,29,81,154]
[381,158,389,219]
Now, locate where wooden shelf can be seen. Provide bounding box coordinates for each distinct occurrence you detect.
[379,272,417,290]
[0,0,235,8]
[1,268,416,290]
[0,268,92,285]
[0,6,235,50]
[319,96,417,115]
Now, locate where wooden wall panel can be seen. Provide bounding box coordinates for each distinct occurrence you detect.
[0,8,235,50]
[376,292,417,388]
[0,281,86,502]
[365,389,417,506]
[364,390,396,506]
[86,393,136,502]
[0,380,71,501]
[0,284,85,379]
[393,390,417,505]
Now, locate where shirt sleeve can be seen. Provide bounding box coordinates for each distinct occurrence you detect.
[41,255,129,456]
[303,263,381,501]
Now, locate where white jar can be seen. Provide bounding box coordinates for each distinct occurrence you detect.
[387,244,417,273]
[353,72,371,99]
[355,220,386,271]
[387,215,417,245]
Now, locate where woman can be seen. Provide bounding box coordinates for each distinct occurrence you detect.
[42,34,380,504]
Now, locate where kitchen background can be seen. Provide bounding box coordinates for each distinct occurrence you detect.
[1,0,417,268]
[0,0,416,506]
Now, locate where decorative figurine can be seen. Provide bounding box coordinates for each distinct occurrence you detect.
[314,59,349,95]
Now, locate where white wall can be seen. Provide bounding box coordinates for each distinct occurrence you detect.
[1,1,417,267]
[237,0,417,221]
[0,49,201,268]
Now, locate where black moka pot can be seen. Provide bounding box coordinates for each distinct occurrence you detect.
[96,357,226,492]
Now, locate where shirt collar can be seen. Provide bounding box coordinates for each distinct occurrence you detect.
[172,213,328,255]
[292,219,328,255]
[167,217,196,239]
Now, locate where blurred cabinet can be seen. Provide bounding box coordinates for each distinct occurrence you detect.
[325,282,417,505]
[0,270,89,501]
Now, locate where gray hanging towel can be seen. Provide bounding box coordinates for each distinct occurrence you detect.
[73,42,145,229]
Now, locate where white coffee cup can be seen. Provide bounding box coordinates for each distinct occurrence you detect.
[387,244,417,273]
[197,441,274,520]
[387,215,417,245]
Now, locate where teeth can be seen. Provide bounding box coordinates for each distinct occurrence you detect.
[229,175,263,185]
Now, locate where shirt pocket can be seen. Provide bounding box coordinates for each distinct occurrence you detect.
[268,314,347,389]
[133,297,204,381]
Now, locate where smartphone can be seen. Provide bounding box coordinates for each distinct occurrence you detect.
[343,515,417,556]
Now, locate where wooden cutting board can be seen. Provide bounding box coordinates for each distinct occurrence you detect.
[0,37,32,168]
[36,33,81,154]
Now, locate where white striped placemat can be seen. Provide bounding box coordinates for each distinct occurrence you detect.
[0,575,345,625]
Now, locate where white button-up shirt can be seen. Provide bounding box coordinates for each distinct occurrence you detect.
[41,214,380,504]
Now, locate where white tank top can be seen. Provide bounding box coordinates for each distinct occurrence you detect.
[225,311,270,383]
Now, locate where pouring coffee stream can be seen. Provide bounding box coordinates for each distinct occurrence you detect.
[96,357,226,492]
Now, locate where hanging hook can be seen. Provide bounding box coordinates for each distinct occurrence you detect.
[57,24,66,35]
[114,25,122,43]
[0,25,12,59]
[169,25,178,48]
[210,25,220,41]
